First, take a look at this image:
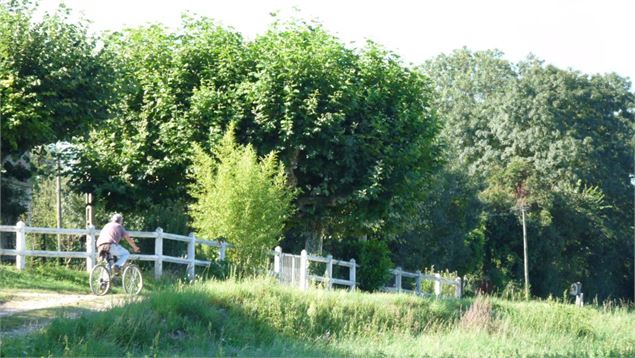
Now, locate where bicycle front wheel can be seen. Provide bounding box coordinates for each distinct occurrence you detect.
[122,264,143,295]
[90,263,111,296]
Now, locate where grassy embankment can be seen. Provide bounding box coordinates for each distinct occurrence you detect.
[1,264,634,357]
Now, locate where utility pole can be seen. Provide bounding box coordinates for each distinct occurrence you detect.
[631,141,635,303]
[515,181,530,301]
[56,153,62,252]
[521,204,529,300]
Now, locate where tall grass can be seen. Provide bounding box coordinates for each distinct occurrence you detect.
[2,276,634,357]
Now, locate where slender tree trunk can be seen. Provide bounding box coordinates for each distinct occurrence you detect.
[521,206,529,300]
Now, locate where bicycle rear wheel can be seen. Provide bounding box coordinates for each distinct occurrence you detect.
[122,264,143,295]
[90,263,111,296]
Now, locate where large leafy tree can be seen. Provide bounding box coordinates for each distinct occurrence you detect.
[233,22,439,247]
[69,18,249,231]
[0,1,113,223]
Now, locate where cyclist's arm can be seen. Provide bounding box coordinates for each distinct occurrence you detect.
[123,234,141,253]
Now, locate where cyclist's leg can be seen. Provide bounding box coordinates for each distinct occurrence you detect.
[97,244,112,280]
[110,244,130,268]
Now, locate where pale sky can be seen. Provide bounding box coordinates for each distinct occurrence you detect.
[38,0,635,88]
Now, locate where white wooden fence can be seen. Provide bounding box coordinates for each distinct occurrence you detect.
[272,247,358,290]
[383,267,463,298]
[1,222,462,298]
[0,221,228,280]
[271,247,462,298]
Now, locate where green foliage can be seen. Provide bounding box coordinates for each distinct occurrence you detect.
[424,48,635,299]
[0,1,111,155]
[188,125,296,273]
[69,17,439,248]
[68,18,249,218]
[335,239,393,291]
[0,1,114,223]
[241,23,439,241]
[391,167,485,276]
[357,240,394,291]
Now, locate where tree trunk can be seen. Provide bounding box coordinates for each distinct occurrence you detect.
[304,222,324,255]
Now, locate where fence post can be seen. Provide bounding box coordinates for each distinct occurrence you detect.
[416,270,422,295]
[455,276,463,298]
[395,267,403,293]
[155,227,163,280]
[349,259,356,290]
[274,246,282,278]
[326,254,333,289]
[434,273,442,298]
[219,241,227,261]
[300,249,308,290]
[16,221,26,270]
[86,225,96,272]
[187,233,196,280]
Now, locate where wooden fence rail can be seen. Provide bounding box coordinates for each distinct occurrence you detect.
[0,221,228,280]
[272,247,358,290]
[383,267,463,298]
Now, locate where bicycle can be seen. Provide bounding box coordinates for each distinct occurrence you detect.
[89,248,143,296]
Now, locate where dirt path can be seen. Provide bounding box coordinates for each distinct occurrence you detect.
[0,291,137,336]
[0,292,129,317]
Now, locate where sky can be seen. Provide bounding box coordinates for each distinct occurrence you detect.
[37,0,635,87]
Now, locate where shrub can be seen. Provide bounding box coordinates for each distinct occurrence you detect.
[188,124,296,274]
[336,239,393,291]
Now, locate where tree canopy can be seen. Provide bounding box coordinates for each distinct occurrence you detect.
[69,18,440,246]
[419,48,634,298]
[1,1,113,222]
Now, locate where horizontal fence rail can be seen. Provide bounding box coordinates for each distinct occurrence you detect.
[383,267,463,298]
[0,221,229,280]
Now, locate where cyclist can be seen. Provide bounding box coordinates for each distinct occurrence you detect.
[96,213,140,274]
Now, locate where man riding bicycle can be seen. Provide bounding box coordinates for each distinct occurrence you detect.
[96,214,140,274]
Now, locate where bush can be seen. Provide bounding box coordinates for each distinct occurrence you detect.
[336,239,393,291]
[188,124,296,274]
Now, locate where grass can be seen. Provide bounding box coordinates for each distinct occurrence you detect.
[0,264,89,294]
[2,274,634,357]
[0,263,175,295]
